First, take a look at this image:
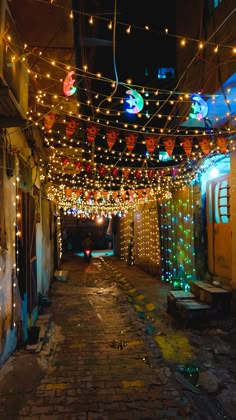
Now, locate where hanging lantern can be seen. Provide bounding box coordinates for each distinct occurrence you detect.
[66,119,77,136]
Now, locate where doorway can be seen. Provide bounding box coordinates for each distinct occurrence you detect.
[206,174,231,279]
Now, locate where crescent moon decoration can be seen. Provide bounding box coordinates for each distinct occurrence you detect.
[189,94,208,121]
[125,88,144,114]
[63,71,77,97]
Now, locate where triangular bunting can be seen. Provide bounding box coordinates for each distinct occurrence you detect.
[86,124,99,143]
[144,135,158,154]
[182,138,192,156]
[106,129,119,150]
[66,119,77,137]
[44,112,56,130]
[217,136,227,153]
[199,137,210,155]
[163,137,175,156]
[125,133,137,152]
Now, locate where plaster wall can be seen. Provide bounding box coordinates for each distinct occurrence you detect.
[41,198,55,295]
[0,128,55,366]
[0,152,19,366]
[230,150,236,290]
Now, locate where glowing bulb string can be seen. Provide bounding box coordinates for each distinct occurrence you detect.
[139,6,236,135]
[4,34,232,102]
[29,0,236,53]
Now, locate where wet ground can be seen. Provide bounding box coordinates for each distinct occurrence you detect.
[0,254,236,419]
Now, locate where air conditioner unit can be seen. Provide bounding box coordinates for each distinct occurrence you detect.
[0,0,28,127]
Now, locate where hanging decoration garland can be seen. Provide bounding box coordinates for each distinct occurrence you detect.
[66,119,77,137]
[63,71,77,97]
[44,112,56,130]
[125,88,144,114]
[163,137,175,156]
[189,94,208,121]
[106,129,120,150]
[125,132,137,151]
[216,136,227,153]
[199,137,210,154]
[144,134,158,154]
[86,124,99,143]
[182,138,193,156]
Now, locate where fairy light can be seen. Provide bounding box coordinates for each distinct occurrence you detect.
[12,158,21,329]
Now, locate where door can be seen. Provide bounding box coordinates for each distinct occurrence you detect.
[206,174,231,278]
[20,191,38,315]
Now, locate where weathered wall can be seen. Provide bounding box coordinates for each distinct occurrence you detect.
[0,127,54,367]
[0,145,18,366]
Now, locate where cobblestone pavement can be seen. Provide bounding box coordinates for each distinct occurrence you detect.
[0,254,236,419]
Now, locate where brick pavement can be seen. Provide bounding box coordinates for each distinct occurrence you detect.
[0,254,235,419]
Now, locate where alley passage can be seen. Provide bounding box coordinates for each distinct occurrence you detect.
[1,255,231,420]
[3,255,188,420]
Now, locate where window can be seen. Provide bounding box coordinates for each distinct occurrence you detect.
[157,67,175,80]
[218,179,230,223]
[213,0,222,8]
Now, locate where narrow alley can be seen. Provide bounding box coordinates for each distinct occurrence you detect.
[0,254,235,420]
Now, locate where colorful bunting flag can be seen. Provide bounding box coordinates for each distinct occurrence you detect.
[125,133,137,152]
[217,136,227,154]
[199,138,210,155]
[144,135,157,154]
[182,138,192,156]
[44,112,56,130]
[66,119,77,136]
[86,124,99,143]
[106,129,119,150]
[163,137,175,156]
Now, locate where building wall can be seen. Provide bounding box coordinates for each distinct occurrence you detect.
[231,150,236,290]
[176,0,236,93]
[0,128,54,367]
[0,146,18,365]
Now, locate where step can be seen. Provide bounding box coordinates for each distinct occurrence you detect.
[54,270,69,281]
[167,290,196,314]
